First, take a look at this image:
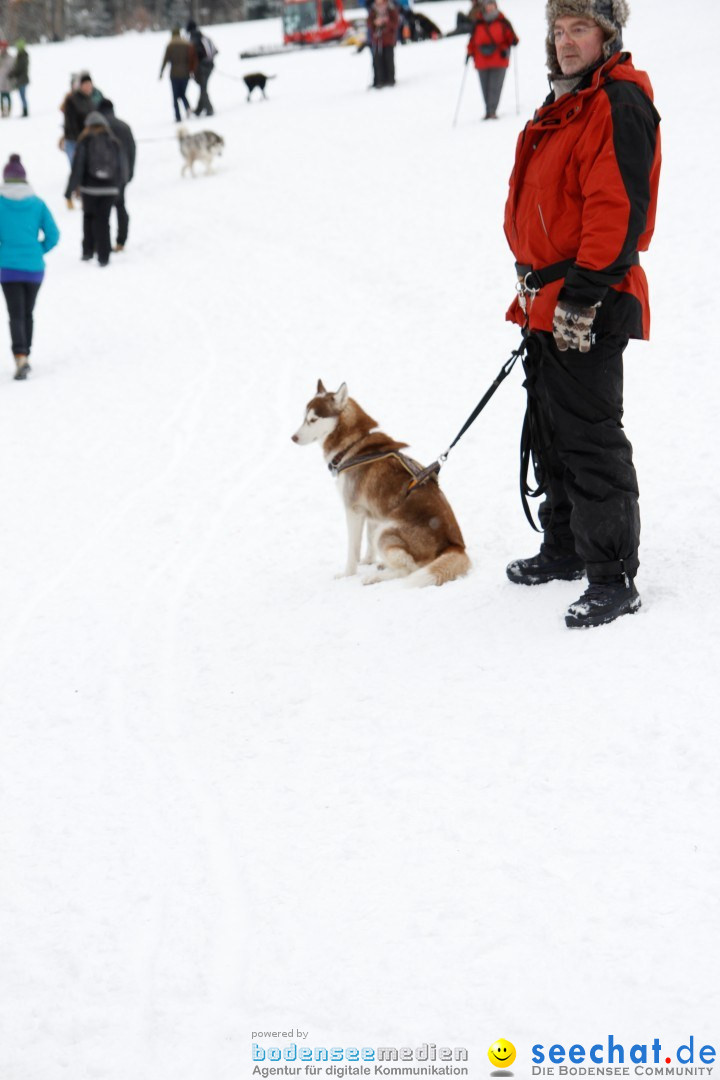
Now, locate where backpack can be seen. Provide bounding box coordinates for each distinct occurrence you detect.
[86,132,118,183]
[200,34,218,61]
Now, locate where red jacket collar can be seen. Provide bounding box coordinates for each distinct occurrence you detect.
[531,52,630,129]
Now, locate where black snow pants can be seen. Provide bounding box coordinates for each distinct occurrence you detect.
[194,60,214,116]
[2,281,41,356]
[82,193,115,265]
[522,330,640,582]
[114,184,129,247]
[372,45,396,87]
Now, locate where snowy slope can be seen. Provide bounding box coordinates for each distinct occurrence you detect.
[1,3,719,1079]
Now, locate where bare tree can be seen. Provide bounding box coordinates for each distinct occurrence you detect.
[0,0,269,41]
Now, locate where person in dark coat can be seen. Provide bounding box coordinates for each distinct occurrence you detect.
[65,110,126,268]
[9,39,29,117]
[368,0,399,88]
[97,98,135,252]
[159,26,197,122]
[186,20,215,116]
[61,73,103,169]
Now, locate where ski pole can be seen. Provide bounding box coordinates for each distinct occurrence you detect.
[452,57,470,128]
[513,47,520,114]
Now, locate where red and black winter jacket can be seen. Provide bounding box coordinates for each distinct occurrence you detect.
[503,52,661,340]
[368,3,400,47]
[467,13,518,71]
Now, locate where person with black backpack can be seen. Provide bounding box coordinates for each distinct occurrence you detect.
[186,20,218,117]
[65,110,126,267]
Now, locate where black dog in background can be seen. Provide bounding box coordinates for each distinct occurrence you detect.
[243,73,277,101]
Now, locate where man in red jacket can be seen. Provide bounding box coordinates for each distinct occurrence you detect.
[466,0,519,119]
[503,0,661,628]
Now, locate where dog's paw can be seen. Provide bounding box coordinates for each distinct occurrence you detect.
[362,574,383,586]
[334,569,356,580]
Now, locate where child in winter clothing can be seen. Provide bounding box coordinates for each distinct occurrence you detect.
[0,155,60,380]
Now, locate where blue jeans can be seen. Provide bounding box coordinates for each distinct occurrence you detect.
[170,76,191,122]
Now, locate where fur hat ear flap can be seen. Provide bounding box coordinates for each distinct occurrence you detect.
[334,383,349,409]
[546,0,630,74]
[317,379,327,394]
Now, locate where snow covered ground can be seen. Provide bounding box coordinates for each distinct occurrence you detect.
[1,2,719,1078]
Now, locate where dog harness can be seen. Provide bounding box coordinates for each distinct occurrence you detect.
[328,448,436,489]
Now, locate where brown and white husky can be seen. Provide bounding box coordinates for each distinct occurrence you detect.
[292,381,471,587]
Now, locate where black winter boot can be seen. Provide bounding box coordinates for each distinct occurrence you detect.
[565,577,641,629]
[506,546,585,586]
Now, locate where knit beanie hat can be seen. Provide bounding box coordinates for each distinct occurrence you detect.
[85,110,110,128]
[3,154,27,183]
[546,0,629,74]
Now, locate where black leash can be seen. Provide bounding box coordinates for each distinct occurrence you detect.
[518,337,548,532]
[407,339,529,491]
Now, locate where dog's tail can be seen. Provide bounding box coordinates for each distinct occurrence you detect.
[406,547,471,588]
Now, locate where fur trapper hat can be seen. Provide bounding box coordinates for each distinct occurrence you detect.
[546,0,629,74]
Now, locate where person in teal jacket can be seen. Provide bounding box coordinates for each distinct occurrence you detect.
[0,153,59,380]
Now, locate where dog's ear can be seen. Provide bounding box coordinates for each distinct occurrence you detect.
[317,379,327,394]
[334,383,349,409]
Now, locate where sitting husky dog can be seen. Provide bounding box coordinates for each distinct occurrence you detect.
[292,381,470,587]
[176,126,224,177]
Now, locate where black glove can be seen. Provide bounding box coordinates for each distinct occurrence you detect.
[552,299,601,353]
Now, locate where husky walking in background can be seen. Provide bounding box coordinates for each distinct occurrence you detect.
[292,381,471,587]
[176,127,224,177]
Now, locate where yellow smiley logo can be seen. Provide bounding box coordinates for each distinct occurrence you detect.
[488,1040,516,1069]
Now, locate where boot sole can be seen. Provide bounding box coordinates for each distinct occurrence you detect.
[13,363,31,381]
[565,593,642,629]
[507,566,585,586]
